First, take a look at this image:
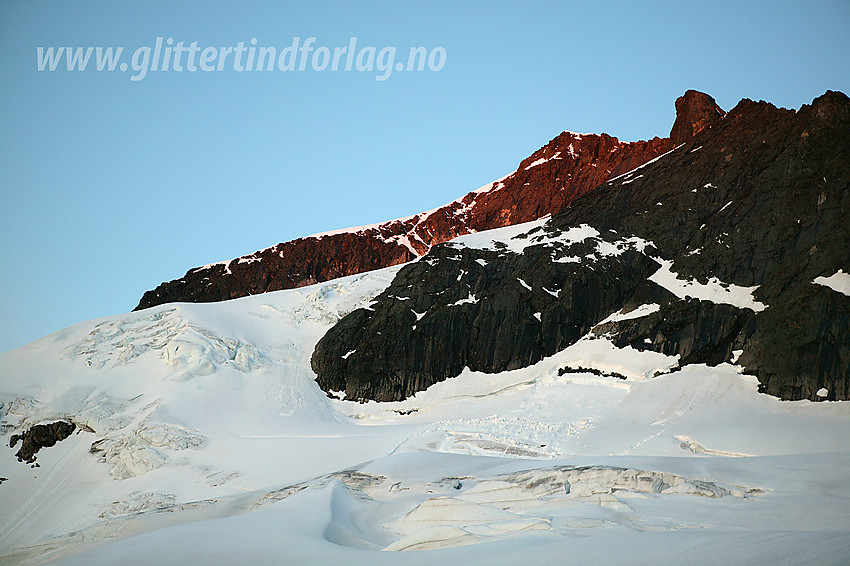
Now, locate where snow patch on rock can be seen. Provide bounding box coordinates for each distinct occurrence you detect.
[649,259,768,312]
[814,269,850,296]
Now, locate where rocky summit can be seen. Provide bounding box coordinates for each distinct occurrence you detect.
[311,91,850,403]
[134,92,724,311]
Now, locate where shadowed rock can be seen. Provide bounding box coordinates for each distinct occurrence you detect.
[312,91,849,402]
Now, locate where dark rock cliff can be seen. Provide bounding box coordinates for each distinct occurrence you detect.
[311,91,850,402]
[134,92,723,311]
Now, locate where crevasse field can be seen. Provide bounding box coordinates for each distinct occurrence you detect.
[2,224,849,565]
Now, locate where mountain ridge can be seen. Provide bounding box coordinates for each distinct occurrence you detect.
[134,91,723,311]
[1,90,848,565]
[311,90,850,402]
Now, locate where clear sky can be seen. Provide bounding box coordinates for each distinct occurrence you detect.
[1,0,848,352]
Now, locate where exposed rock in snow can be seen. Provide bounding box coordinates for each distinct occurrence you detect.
[9,421,76,464]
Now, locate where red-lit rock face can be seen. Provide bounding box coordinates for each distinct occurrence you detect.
[135,91,723,311]
[670,90,725,145]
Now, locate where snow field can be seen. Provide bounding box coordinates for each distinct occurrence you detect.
[1,220,848,565]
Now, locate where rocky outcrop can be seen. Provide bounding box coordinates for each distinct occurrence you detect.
[311,231,663,402]
[134,92,722,311]
[670,90,725,145]
[311,91,850,402]
[10,421,76,464]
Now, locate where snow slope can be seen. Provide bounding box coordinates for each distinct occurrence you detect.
[1,228,849,565]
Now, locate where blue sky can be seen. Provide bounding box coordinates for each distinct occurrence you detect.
[1,0,848,352]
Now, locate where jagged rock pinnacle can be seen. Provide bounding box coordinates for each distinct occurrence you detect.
[670,90,725,145]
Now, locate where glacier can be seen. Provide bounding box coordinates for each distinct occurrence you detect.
[1,249,849,565]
